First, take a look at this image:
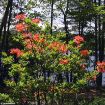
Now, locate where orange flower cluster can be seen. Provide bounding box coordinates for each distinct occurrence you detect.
[26,44,34,50]
[15,13,26,20]
[59,59,69,65]
[16,23,27,32]
[80,50,89,56]
[32,18,41,24]
[22,33,32,39]
[25,39,35,49]
[25,38,44,53]
[97,61,105,72]
[33,34,40,41]
[49,42,68,53]
[74,35,84,44]
[33,34,45,43]
[59,45,68,53]
[49,42,60,49]
[10,48,23,57]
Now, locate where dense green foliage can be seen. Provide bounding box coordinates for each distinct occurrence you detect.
[0,0,105,105]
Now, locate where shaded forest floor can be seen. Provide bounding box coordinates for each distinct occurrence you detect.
[1,87,105,105]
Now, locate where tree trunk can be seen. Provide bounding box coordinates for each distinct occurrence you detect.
[50,0,54,35]
[0,0,13,86]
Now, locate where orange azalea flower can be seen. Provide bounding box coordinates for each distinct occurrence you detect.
[15,13,26,20]
[50,42,60,47]
[48,42,68,53]
[10,48,23,57]
[53,42,60,47]
[26,44,43,53]
[25,39,36,50]
[38,38,45,43]
[26,44,33,49]
[48,42,60,51]
[25,42,36,50]
[24,39,31,44]
[97,61,105,72]
[80,50,89,56]
[74,35,84,44]
[32,18,41,24]
[22,33,32,38]
[59,44,67,53]
[49,42,59,49]
[59,59,69,65]
[33,34,40,41]
[16,23,27,32]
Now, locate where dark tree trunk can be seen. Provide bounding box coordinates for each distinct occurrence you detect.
[0,0,13,86]
[64,0,69,44]
[50,0,54,35]
[96,0,103,88]
[102,0,105,61]
[98,0,102,62]
[101,0,105,61]
[94,0,98,65]
[78,0,81,35]
[6,0,13,51]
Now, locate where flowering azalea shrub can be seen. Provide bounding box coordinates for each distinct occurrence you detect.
[97,61,105,72]
[1,13,98,104]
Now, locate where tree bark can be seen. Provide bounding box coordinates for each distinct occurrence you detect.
[0,0,13,86]
[50,0,54,35]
